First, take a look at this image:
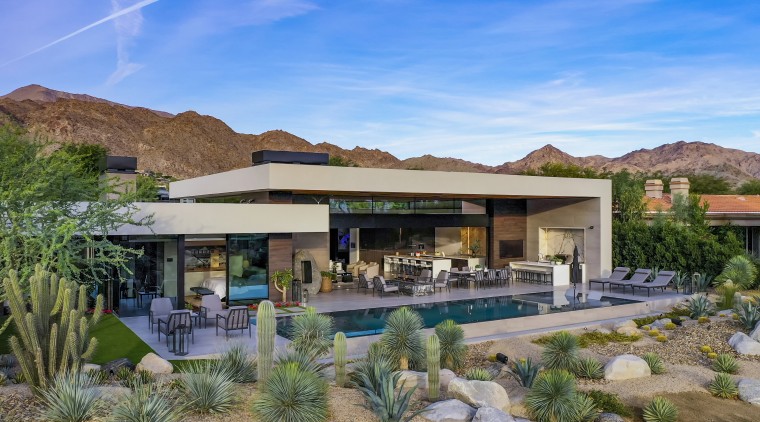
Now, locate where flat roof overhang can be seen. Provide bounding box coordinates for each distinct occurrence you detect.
[169,163,611,200]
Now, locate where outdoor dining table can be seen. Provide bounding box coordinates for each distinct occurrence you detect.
[449,270,476,288]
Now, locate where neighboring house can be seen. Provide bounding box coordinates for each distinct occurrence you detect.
[107,151,613,314]
[644,177,760,257]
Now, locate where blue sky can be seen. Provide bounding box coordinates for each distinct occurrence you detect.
[1,0,760,165]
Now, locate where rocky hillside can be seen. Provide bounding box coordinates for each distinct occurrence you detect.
[1,84,759,183]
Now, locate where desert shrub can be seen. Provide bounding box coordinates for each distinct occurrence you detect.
[700,345,713,354]
[510,357,542,388]
[574,357,604,380]
[717,281,739,309]
[642,396,678,422]
[642,325,652,331]
[542,331,580,371]
[664,322,677,330]
[354,369,424,422]
[215,343,257,383]
[111,381,184,422]
[648,329,660,337]
[587,390,633,418]
[716,255,758,289]
[712,354,739,374]
[578,331,641,347]
[574,393,600,422]
[735,300,760,330]
[40,372,103,422]
[252,361,329,422]
[0,372,6,386]
[381,307,424,370]
[179,360,237,414]
[708,373,738,399]
[656,335,667,342]
[120,370,155,390]
[707,352,718,359]
[464,367,494,381]
[434,319,467,371]
[687,294,715,319]
[289,306,335,358]
[276,350,327,377]
[698,316,711,324]
[85,369,109,385]
[642,353,665,374]
[525,370,599,422]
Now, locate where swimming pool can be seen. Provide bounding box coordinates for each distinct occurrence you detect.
[274,292,638,339]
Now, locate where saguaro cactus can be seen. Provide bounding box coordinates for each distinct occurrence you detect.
[334,332,347,387]
[427,334,441,401]
[257,300,276,383]
[3,265,103,391]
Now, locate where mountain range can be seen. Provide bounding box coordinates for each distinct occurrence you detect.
[2,84,759,183]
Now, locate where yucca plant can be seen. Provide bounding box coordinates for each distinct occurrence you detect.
[350,354,396,393]
[179,360,237,414]
[110,381,185,422]
[85,369,109,386]
[708,373,738,399]
[542,331,580,371]
[575,393,601,422]
[525,370,598,422]
[252,361,329,422]
[276,349,328,377]
[642,352,665,375]
[574,357,604,379]
[642,396,678,422]
[215,343,257,383]
[120,370,155,390]
[434,319,467,371]
[735,300,760,330]
[510,357,542,388]
[712,354,739,374]
[289,306,335,358]
[40,372,103,422]
[716,255,758,289]
[464,367,494,381]
[687,294,714,319]
[381,307,424,370]
[355,370,426,422]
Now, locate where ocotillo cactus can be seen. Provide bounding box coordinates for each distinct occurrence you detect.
[3,265,103,391]
[334,332,347,387]
[257,300,276,383]
[427,334,441,401]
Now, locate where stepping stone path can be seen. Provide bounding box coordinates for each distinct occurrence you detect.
[448,378,511,412]
[729,332,760,356]
[604,354,651,380]
[738,379,760,406]
[420,399,477,422]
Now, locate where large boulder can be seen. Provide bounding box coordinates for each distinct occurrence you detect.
[615,326,640,336]
[88,386,132,403]
[750,322,760,342]
[398,370,426,391]
[729,332,760,356]
[473,406,515,422]
[729,332,752,348]
[604,354,651,380]
[82,363,101,373]
[448,377,511,412]
[420,399,477,422]
[425,368,457,393]
[135,353,173,375]
[738,379,760,405]
[596,413,625,422]
[650,318,672,329]
[613,320,637,330]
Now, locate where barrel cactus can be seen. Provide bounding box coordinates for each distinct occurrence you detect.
[427,334,440,401]
[257,300,276,383]
[334,332,347,387]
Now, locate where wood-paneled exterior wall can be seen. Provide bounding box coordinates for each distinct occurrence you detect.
[488,199,528,268]
[268,233,293,300]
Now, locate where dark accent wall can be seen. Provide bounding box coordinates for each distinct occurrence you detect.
[268,233,293,300]
[330,214,488,229]
[488,199,528,268]
[176,235,185,310]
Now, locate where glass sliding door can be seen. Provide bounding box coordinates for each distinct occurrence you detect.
[228,234,269,304]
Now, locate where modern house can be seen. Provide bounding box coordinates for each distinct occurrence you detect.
[108,151,612,315]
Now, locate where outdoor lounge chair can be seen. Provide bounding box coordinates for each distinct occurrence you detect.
[630,270,676,296]
[357,273,374,294]
[199,294,226,328]
[608,269,652,294]
[216,306,251,339]
[416,269,432,284]
[373,276,400,297]
[589,267,630,292]
[433,270,450,293]
[157,310,194,351]
[149,297,173,333]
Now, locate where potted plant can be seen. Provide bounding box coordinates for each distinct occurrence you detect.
[468,239,482,257]
[320,270,334,293]
[271,269,294,302]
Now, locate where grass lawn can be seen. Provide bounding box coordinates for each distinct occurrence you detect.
[0,314,155,365]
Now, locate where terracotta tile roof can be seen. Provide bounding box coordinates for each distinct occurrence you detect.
[644,194,760,213]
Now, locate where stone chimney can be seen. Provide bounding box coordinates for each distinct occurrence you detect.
[100,156,137,200]
[670,177,690,198]
[645,179,663,199]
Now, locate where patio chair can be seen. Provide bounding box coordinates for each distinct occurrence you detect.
[417,269,432,284]
[630,270,676,296]
[473,270,486,289]
[199,294,226,328]
[608,269,652,294]
[157,310,194,350]
[373,276,400,297]
[589,267,630,292]
[487,269,498,287]
[357,273,374,294]
[433,270,450,293]
[498,268,511,286]
[216,306,251,340]
[149,297,173,333]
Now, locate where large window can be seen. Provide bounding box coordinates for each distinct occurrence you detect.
[228,234,269,304]
[323,196,486,215]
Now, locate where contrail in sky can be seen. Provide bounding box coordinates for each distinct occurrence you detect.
[1,0,160,68]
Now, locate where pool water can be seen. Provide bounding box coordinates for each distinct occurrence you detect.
[274,292,638,339]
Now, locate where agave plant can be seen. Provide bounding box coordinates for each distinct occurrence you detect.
[642,352,665,375]
[716,255,758,289]
[464,367,495,381]
[708,373,738,399]
[381,307,424,370]
[525,370,598,422]
[215,343,257,383]
[434,319,467,371]
[672,271,689,293]
[574,357,604,380]
[354,369,426,422]
[111,381,185,422]
[642,396,678,422]
[179,360,237,414]
[40,372,103,422]
[693,273,714,293]
[510,357,542,388]
[736,299,760,330]
[289,306,335,358]
[687,294,714,319]
[252,361,329,422]
[712,354,739,374]
[350,357,396,394]
[541,331,580,371]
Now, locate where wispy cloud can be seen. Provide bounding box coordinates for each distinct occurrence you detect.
[107,0,152,84]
